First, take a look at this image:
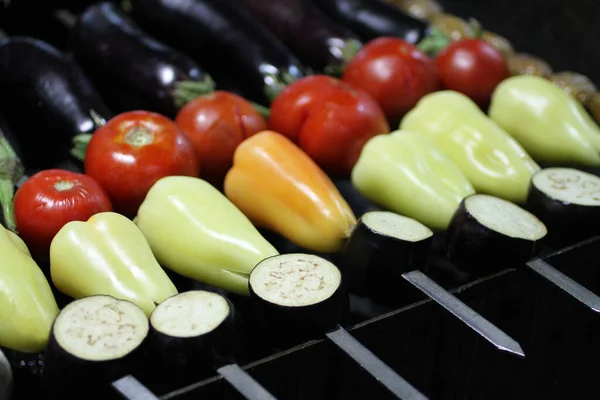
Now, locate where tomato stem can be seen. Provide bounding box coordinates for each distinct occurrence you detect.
[323,39,362,77]
[125,126,154,147]
[0,133,24,232]
[173,76,217,109]
[250,102,271,119]
[417,26,451,57]
[71,134,93,162]
[264,71,301,103]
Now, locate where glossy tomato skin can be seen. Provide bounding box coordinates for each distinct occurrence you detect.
[175,91,266,186]
[269,75,390,177]
[14,169,112,261]
[85,111,200,217]
[436,38,510,106]
[342,37,439,125]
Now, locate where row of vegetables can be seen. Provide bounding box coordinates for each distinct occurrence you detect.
[1,0,600,397]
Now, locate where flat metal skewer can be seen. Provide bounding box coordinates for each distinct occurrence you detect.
[113,375,159,400]
[217,364,278,400]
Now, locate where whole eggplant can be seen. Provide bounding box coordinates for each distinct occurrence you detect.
[69,2,214,119]
[0,37,112,169]
[314,0,428,43]
[128,0,307,104]
[230,0,362,74]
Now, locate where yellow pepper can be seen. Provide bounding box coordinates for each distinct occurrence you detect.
[136,176,279,296]
[401,90,540,203]
[352,130,475,230]
[0,225,59,353]
[489,75,600,167]
[50,212,178,316]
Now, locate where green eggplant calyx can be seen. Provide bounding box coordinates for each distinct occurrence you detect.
[417,26,451,57]
[54,180,75,192]
[0,133,24,233]
[264,71,301,103]
[173,76,217,109]
[125,126,154,147]
[466,18,484,39]
[70,133,93,162]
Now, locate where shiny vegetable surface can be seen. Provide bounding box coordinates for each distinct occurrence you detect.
[507,53,553,78]
[481,31,513,57]
[175,91,267,187]
[549,71,598,104]
[136,176,279,296]
[0,224,59,353]
[50,212,178,316]
[386,0,443,21]
[84,111,200,217]
[224,130,356,253]
[14,169,112,261]
[435,38,509,106]
[401,91,540,203]
[269,75,390,177]
[342,37,439,124]
[351,130,475,230]
[489,75,600,167]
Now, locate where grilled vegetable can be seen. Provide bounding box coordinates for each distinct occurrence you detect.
[42,295,149,398]
[0,224,59,353]
[249,253,348,347]
[70,2,213,119]
[269,75,390,176]
[526,168,600,247]
[587,93,600,124]
[0,348,13,400]
[234,0,362,74]
[489,75,600,167]
[50,212,178,316]
[342,37,439,124]
[351,131,475,230]
[128,0,306,104]
[507,53,553,78]
[481,31,513,57]
[82,110,200,218]
[340,211,432,305]
[149,291,242,381]
[429,13,475,41]
[315,0,428,43]
[136,176,279,296]
[175,91,267,187]
[0,37,112,169]
[446,194,547,277]
[14,169,112,261]
[549,71,598,104]
[385,0,443,21]
[224,131,357,253]
[401,90,540,203]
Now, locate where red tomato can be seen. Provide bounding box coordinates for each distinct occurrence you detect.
[84,111,200,217]
[175,91,266,186]
[435,38,510,106]
[342,37,440,124]
[14,169,112,260]
[269,75,390,177]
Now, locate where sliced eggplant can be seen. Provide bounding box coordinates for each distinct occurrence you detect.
[128,0,307,105]
[527,167,600,246]
[340,211,433,305]
[314,0,428,43]
[232,0,362,74]
[446,194,548,277]
[42,295,149,398]
[0,37,112,169]
[0,348,12,400]
[70,2,213,118]
[249,254,348,347]
[149,291,242,382]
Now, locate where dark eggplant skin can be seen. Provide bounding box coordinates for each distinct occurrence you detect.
[42,296,149,399]
[70,2,212,119]
[526,171,600,249]
[332,179,381,218]
[339,212,432,306]
[0,37,113,169]
[231,0,363,74]
[446,195,547,278]
[313,0,428,43]
[128,0,307,105]
[249,254,349,349]
[147,292,243,386]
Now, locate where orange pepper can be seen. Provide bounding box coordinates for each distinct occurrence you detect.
[224,130,357,253]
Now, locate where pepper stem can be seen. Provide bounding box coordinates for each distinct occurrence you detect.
[0,133,24,232]
[71,133,93,162]
[173,76,217,109]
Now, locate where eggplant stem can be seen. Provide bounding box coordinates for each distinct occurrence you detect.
[71,133,93,162]
[0,135,23,232]
[173,76,217,108]
[417,26,451,56]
